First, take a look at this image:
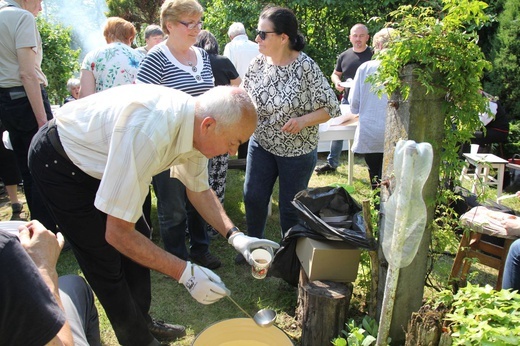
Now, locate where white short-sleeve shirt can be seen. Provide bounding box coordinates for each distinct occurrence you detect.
[55,84,209,223]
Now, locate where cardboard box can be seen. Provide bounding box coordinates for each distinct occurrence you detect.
[296,237,361,282]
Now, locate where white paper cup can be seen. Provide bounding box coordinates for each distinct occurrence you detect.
[470,144,479,155]
[251,248,272,280]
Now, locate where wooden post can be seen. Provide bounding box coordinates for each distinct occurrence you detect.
[377,64,446,344]
[362,199,378,318]
[296,269,353,346]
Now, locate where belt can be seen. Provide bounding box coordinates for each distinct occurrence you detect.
[47,118,73,164]
[0,84,45,92]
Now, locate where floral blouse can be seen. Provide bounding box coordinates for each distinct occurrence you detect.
[243,52,340,157]
[81,42,142,92]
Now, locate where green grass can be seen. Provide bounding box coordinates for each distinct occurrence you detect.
[50,152,374,345]
[4,152,513,345]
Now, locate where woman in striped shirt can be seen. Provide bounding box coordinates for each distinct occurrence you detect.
[137,0,221,270]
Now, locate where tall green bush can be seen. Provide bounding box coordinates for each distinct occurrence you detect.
[37,17,80,105]
[488,0,520,120]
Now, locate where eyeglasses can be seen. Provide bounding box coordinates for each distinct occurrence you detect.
[178,21,203,30]
[256,30,277,40]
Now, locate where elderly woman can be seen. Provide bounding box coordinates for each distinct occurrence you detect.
[63,77,80,104]
[79,17,142,97]
[137,0,222,270]
[242,6,341,248]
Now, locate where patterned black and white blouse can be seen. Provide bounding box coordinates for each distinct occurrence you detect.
[243,52,341,157]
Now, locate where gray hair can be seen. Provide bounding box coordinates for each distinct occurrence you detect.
[227,22,246,38]
[66,78,80,93]
[144,24,164,39]
[197,86,257,134]
[373,28,396,53]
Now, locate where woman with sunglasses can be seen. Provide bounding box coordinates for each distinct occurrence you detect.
[137,0,222,279]
[241,6,341,245]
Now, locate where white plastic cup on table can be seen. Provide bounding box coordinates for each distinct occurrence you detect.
[251,248,272,279]
[470,144,479,155]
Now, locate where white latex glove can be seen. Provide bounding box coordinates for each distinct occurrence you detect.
[179,261,230,305]
[228,232,280,265]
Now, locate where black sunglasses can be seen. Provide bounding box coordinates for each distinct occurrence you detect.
[256,30,277,40]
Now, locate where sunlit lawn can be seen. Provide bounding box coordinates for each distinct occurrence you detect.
[1,151,514,345]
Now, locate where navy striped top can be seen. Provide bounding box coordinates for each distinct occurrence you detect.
[137,42,214,97]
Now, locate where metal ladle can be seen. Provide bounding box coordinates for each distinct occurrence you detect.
[226,295,276,328]
[198,266,277,327]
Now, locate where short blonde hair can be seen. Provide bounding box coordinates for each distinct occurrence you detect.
[103,17,136,44]
[160,0,204,35]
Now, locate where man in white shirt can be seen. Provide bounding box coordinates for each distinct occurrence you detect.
[223,22,259,159]
[28,84,279,345]
[223,22,260,80]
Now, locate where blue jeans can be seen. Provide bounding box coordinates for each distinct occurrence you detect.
[503,239,520,291]
[244,138,317,239]
[327,140,343,168]
[327,97,349,168]
[152,170,209,260]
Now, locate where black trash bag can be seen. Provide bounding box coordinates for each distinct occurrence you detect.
[269,186,377,286]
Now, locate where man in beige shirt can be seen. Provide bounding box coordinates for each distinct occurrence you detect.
[28,84,279,345]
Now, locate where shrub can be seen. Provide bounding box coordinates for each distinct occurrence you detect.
[37,16,80,105]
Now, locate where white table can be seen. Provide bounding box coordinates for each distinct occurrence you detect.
[318,105,358,185]
[460,153,508,198]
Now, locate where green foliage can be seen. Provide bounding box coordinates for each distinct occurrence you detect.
[202,0,418,78]
[106,0,163,33]
[505,120,520,157]
[37,17,80,105]
[369,1,494,268]
[487,0,520,119]
[435,283,520,345]
[331,315,387,346]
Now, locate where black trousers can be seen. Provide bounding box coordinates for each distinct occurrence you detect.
[0,86,55,231]
[363,152,384,190]
[28,122,155,346]
[0,122,22,185]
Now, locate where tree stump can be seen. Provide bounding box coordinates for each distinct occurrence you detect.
[404,303,451,346]
[296,269,353,346]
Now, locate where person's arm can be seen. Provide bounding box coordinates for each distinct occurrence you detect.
[348,68,363,113]
[18,221,74,346]
[105,215,187,280]
[186,188,235,236]
[17,47,47,128]
[331,70,345,92]
[105,215,229,304]
[230,76,242,87]
[281,108,331,134]
[79,70,96,98]
[186,188,280,263]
